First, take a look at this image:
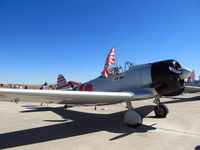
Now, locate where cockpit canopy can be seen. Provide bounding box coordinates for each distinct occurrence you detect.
[109,61,136,75]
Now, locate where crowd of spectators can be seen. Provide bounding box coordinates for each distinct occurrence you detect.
[0,84,28,89]
[0,83,56,90]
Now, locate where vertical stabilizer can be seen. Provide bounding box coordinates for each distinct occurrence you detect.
[57,74,71,90]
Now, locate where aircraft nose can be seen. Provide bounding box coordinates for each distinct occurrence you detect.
[178,67,192,80]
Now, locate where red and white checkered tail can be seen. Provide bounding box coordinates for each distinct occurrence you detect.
[57,74,71,90]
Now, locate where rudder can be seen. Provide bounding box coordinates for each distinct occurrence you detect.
[57,74,71,90]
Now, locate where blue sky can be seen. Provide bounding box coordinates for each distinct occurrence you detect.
[0,0,200,84]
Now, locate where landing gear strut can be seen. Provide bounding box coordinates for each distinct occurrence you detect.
[153,97,169,118]
[124,101,143,128]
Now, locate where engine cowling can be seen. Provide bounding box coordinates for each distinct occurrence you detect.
[151,59,184,96]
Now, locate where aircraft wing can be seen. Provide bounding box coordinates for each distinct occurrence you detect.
[0,88,155,105]
[0,88,135,105]
[184,86,200,93]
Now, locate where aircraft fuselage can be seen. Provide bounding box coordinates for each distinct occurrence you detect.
[73,59,185,97]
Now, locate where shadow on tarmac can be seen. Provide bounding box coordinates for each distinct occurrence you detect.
[0,105,155,149]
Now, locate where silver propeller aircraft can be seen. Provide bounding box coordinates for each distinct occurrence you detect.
[0,48,198,127]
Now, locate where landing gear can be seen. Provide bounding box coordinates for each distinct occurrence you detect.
[153,97,169,118]
[124,101,143,128]
[64,104,68,109]
[64,104,74,109]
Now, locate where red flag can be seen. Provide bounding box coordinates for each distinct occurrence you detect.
[101,48,115,77]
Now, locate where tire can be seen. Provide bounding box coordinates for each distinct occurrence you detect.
[154,104,169,118]
[124,110,143,128]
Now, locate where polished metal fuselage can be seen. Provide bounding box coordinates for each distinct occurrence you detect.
[76,63,154,93]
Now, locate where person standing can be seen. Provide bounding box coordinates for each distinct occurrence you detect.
[40,82,48,90]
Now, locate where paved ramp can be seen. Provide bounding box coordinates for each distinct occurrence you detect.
[0,93,200,150]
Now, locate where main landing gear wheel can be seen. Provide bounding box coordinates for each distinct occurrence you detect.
[154,103,169,118]
[124,101,143,128]
[153,96,169,118]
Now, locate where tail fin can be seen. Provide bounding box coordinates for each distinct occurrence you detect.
[57,74,71,90]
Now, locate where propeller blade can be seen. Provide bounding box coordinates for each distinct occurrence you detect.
[169,67,192,80]
[178,68,192,80]
[169,67,182,74]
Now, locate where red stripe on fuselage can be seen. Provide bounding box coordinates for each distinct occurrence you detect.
[84,84,93,91]
[79,84,84,91]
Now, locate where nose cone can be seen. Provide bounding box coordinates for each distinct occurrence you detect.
[179,68,192,80]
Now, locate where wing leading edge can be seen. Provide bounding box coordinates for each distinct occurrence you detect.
[0,88,156,105]
[0,88,135,105]
[184,86,200,93]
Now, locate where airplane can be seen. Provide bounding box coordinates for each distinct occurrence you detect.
[184,72,200,93]
[0,48,199,127]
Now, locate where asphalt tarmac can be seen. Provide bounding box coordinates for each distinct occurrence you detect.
[0,93,200,150]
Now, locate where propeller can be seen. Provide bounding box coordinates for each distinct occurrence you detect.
[169,67,182,74]
[169,66,192,80]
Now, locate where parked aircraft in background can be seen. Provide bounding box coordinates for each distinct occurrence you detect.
[184,70,200,93]
[0,48,199,127]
